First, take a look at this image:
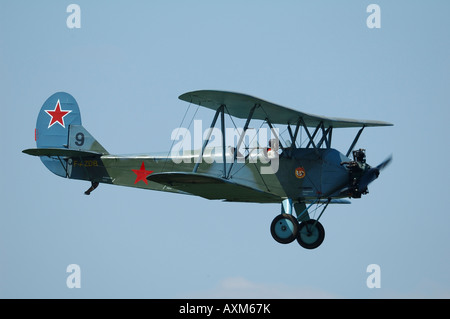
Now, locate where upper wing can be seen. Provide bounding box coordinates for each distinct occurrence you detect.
[147,172,281,203]
[179,90,393,128]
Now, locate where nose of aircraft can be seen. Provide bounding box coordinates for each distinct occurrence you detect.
[356,155,392,196]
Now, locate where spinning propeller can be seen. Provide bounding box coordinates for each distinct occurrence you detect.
[357,155,392,194]
[341,149,392,198]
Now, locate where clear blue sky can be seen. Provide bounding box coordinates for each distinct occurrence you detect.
[1,0,449,298]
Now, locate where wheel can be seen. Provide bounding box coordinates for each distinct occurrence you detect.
[297,219,325,249]
[270,214,299,244]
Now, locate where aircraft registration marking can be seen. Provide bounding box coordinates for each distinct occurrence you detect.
[73,160,98,167]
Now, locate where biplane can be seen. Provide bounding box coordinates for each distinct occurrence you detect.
[23,90,392,249]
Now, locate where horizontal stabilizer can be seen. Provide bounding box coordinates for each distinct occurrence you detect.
[22,148,102,158]
[148,172,281,203]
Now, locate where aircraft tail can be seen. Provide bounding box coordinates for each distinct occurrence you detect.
[24,92,109,181]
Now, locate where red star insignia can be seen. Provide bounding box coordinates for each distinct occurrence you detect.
[132,162,154,185]
[44,99,72,128]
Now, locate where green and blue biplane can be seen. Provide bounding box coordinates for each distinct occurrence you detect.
[23,90,392,249]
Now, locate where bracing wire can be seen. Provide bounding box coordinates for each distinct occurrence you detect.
[161,101,193,172]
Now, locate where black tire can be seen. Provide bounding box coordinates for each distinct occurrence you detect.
[297,219,325,249]
[270,214,299,244]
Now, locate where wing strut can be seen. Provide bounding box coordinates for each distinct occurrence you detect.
[56,155,69,178]
[292,118,302,146]
[265,117,284,150]
[220,104,226,178]
[300,118,319,149]
[193,105,224,174]
[346,125,365,157]
[317,126,333,148]
[226,104,258,179]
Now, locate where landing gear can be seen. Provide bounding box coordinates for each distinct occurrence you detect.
[270,214,299,244]
[297,219,325,249]
[270,198,330,249]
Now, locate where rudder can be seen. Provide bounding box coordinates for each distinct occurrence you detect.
[34,92,108,178]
